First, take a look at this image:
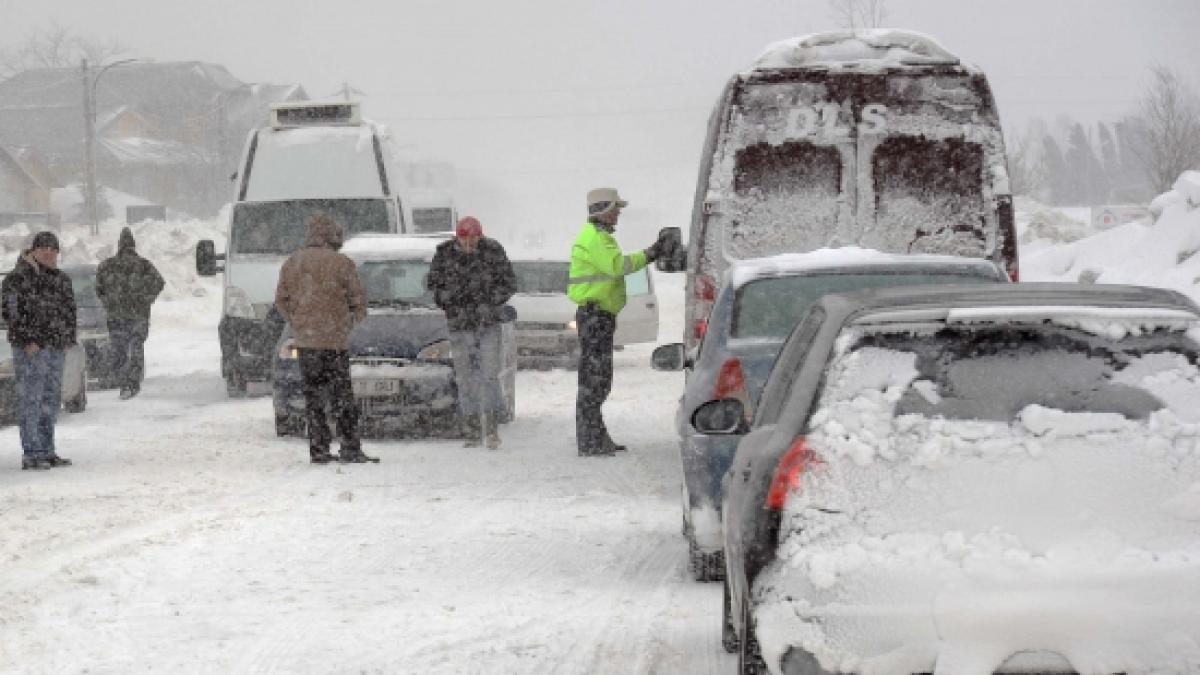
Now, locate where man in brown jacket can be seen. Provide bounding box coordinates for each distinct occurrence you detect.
[274,213,375,464]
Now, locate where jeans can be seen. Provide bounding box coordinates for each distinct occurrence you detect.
[575,304,616,452]
[298,349,360,455]
[13,346,64,458]
[449,324,504,415]
[108,318,149,391]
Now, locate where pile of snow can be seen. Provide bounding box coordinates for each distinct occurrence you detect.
[0,210,226,307]
[752,29,965,72]
[1015,197,1091,246]
[1023,176,1200,305]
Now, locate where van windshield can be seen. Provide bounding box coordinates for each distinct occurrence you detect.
[514,262,569,294]
[231,199,391,255]
[720,72,1001,262]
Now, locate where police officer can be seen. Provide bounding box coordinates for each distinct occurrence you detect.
[568,188,667,457]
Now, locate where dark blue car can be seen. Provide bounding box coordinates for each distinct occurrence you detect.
[271,235,517,438]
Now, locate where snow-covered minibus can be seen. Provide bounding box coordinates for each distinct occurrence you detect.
[678,30,1019,351]
[196,101,412,396]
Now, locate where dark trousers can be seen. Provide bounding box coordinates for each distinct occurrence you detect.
[575,303,616,452]
[298,348,360,455]
[108,318,149,391]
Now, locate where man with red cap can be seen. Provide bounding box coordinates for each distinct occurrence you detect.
[427,216,517,448]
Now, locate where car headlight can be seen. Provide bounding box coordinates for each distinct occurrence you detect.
[278,338,299,360]
[567,319,578,331]
[224,286,256,320]
[417,339,452,360]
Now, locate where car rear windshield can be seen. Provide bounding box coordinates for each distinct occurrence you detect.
[514,262,569,294]
[828,325,1200,424]
[731,269,997,339]
[411,207,453,234]
[358,260,434,305]
[231,199,391,255]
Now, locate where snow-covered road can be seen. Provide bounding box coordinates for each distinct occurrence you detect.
[0,267,735,673]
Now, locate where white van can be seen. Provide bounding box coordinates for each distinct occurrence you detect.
[676,30,1019,351]
[196,101,411,396]
[408,188,458,235]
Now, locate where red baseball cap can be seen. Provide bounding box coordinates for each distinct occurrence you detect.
[456,216,482,237]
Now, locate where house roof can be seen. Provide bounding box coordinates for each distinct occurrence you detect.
[0,144,52,190]
[0,62,306,166]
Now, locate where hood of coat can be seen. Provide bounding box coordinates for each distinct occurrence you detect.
[118,227,136,253]
[304,214,344,250]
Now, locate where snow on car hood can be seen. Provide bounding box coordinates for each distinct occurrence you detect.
[754,343,1200,675]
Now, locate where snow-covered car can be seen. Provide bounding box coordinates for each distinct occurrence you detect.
[710,282,1200,675]
[271,234,517,437]
[510,259,659,368]
[651,250,1007,583]
[62,263,113,389]
[0,273,89,417]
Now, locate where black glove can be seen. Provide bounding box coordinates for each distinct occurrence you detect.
[476,304,496,322]
[644,240,663,262]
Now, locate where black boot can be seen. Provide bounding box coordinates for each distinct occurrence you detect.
[310,448,337,464]
[338,445,379,463]
[47,454,73,467]
[21,456,52,470]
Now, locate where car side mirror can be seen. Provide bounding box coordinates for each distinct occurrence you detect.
[196,239,225,276]
[652,343,688,371]
[692,399,747,435]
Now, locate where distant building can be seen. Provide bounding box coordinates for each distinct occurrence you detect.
[0,144,53,217]
[0,62,307,217]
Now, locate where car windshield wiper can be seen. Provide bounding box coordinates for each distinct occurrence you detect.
[368,298,436,309]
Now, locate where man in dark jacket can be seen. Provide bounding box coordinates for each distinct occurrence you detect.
[427,216,516,449]
[1,231,76,470]
[275,212,374,465]
[96,227,165,399]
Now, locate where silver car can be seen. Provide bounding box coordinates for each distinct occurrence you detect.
[711,283,1200,674]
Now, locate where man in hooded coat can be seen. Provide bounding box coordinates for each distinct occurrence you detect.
[275,212,375,464]
[96,227,165,399]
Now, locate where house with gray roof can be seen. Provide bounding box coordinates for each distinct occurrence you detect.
[0,62,306,217]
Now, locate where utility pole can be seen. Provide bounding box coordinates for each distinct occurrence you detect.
[81,58,100,236]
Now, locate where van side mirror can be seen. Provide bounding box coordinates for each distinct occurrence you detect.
[692,399,747,435]
[653,226,687,273]
[196,240,225,276]
[651,343,688,371]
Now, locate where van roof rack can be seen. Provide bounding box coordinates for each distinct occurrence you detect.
[270,101,362,128]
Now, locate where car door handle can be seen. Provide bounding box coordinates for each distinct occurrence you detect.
[646,302,656,308]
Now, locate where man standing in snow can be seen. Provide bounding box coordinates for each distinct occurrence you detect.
[96,227,165,400]
[568,188,668,457]
[1,231,76,470]
[427,216,516,449]
[275,212,375,464]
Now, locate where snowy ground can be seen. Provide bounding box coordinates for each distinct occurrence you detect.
[1,176,1198,672]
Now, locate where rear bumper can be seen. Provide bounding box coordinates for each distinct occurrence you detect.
[516,329,578,356]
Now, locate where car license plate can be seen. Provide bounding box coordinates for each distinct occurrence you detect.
[353,378,400,396]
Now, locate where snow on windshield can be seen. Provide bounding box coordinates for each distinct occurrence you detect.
[754,325,1200,674]
[244,126,386,201]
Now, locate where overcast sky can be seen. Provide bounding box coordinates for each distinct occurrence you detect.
[1,0,1196,243]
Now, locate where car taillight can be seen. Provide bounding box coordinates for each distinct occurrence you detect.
[693,318,708,340]
[766,437,817,510]
[1008,264,1020,283]
[713,357,747,400]
[695,275,716,302]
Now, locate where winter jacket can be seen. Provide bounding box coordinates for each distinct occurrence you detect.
[274,217,367,350]
[96,228,166,322]
[567,221,647,315]
[427,236,516,332]
[1,252,77,349]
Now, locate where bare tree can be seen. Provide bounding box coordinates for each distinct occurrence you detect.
[1126,65,1200,194]
[828,0,888,30]
[0,22,126,79]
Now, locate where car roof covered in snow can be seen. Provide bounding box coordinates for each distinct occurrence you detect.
[814,283,1200,331]
[341,233,448,262]
[750,29,970,74]
[727,248,1003,289]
